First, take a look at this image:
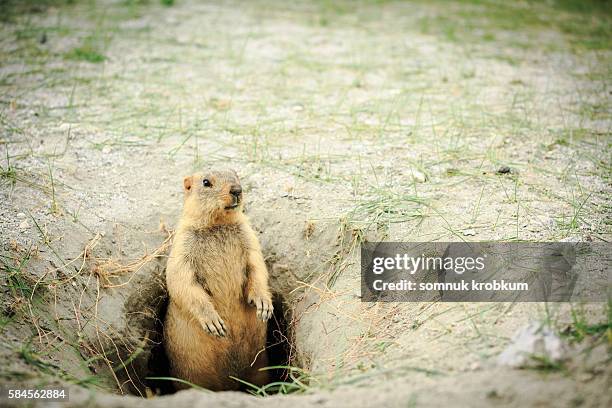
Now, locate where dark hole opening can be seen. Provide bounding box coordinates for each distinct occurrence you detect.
[144,293,295,395]
[145,296,173,395]
[262,294,293,386]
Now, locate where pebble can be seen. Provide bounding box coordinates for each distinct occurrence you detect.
[462,229,476,236]
[411,169,427,183]
[496,166,513,175]
[17,212,26,218]
[19,220,30,230]
[497,323,567,368]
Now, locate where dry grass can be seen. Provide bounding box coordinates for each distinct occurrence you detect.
[91,226,173,289]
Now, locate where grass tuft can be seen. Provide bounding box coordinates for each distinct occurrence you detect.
[231,366,314,396]
[561,303,612,344]
[66,45,106,63]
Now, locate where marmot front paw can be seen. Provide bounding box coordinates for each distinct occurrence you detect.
[247,292,273,321]
[198,310,227,337]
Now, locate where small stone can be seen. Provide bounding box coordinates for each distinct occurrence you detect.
[496,166,512,175]
[462,229,476,236]
[486,389,501,399]
[446,168,460,176]
[497,323,568,368]
[410,169,427,183]
[102,145,112,155]
[16,212,26,218]
[19,220,30,230]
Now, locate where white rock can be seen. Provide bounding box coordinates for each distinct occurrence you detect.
[497,323,568,368]
[19,220,30,230]
[462,229,476,236]
[410,169,427,183]
[16,212,26,218]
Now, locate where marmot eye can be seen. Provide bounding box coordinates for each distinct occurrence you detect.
[202,179,212,187]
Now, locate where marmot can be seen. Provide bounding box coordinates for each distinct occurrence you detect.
[163,169,273,391]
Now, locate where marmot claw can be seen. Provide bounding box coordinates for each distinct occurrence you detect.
[200,313,227,337]
[248,294,273,321]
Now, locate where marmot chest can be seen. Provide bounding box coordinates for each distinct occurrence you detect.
[186,224,248,299]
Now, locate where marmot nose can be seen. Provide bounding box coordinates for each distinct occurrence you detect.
[230,185,242,197]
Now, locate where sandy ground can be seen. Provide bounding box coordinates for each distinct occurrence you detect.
[0,0,610,407]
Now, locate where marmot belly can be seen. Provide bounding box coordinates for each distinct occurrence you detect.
[164,293,267,391]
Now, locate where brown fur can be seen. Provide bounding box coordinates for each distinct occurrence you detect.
[163,169,272,391]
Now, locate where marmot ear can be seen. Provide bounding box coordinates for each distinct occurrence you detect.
[183,175,193,193]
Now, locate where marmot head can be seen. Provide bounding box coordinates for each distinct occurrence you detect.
[182,169,244,225]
